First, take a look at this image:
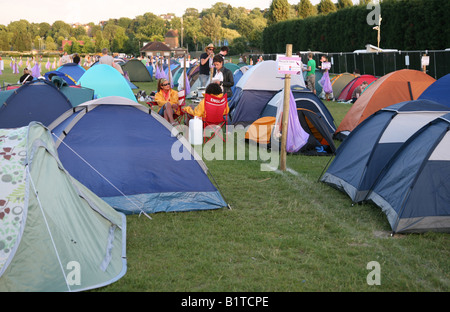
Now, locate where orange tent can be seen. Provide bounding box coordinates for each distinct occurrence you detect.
[245,116,276,144]
[336,69,436,137]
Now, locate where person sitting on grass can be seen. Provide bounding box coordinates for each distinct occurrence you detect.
[154,78,180,126]
[183,82,229,124]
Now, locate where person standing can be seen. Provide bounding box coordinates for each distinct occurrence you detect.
[199,43,215,88]
[99,48,115,66]
[217,46,229,60]
[212,55,234,100]
[319,55,333,101]
[60,52,71,65]
[99,48,124,75]
[306,53,316,94]
[72,53,81,65]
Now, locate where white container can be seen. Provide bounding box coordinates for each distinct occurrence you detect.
[189,116,203,145]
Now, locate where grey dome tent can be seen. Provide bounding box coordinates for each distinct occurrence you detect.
[0,122,127,291]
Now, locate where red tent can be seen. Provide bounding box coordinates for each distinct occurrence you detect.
[337,74,378,102]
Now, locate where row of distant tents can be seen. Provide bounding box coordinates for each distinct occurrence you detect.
[0,61,229,291]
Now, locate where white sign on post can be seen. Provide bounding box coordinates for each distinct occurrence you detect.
[277,55,303,75]
[421,55,430,67]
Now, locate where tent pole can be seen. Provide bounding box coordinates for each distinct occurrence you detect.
[280,44,292,171]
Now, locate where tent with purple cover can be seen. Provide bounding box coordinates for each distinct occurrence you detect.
[246,87,336,156]
[271,89,336,155]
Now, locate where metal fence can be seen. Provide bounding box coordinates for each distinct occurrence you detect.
[250,50,450,80]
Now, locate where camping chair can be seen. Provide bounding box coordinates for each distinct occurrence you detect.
[145,91,186,120]
[203,93,228,143]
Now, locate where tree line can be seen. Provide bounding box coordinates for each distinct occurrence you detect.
[0,1,374,56]
[263,0,450,53]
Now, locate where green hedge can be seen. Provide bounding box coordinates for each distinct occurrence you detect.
[262,0,450,53]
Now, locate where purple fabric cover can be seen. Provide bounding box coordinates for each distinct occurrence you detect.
[320,71,333,94]
[286,89,309,153]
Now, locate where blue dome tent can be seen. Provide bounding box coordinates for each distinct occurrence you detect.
[418,73,450,107]
[321,99,450,204]
[56,63,86,82]
[0,80,73,128]
[44,70,77,85]
[368,112,450,233]
[48,96,228,215]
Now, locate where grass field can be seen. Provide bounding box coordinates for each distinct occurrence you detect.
[1,62,449,293]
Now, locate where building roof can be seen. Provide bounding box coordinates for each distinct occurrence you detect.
[140,41,171,52]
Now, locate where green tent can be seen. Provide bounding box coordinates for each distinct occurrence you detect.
[224,62,240,74]
[121,59,153,82]
[330,72,357,99]
[0,122,127,292]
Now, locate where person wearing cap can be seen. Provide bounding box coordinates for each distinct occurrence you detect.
[199,43,215,88]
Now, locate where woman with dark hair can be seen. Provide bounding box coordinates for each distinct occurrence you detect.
[154,78,180,125]
[212,55,234,100]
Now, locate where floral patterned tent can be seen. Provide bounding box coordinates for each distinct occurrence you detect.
[0,123,127,291]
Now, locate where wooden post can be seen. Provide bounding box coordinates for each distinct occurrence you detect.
[280,44,292,172]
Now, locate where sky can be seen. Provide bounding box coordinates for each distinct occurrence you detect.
[0,0,356,26]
